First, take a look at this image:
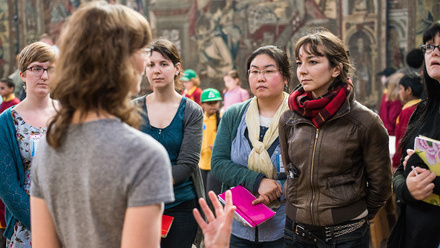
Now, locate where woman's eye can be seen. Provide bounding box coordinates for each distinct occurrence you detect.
[309,60,317,64]
[295,61,302,66]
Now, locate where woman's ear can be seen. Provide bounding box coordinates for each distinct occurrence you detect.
[332,63,342,78]
[19,71,26,82]
[175,62,181,76]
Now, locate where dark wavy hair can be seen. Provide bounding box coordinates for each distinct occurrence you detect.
[47,1,151,148]
[400,21,440,150]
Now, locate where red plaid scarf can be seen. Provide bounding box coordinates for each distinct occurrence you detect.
[288,83,351,128]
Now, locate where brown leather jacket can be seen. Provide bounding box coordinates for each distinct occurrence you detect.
[279,90,392,226]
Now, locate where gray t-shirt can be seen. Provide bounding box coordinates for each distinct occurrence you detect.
[31,118,174,248]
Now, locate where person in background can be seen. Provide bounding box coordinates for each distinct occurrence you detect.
[392,73,424,171]
[0,41,58,248]
[8,54,26,100]
[221,69,249,114]
[378,67,397,90]
[280,28,391,247]
[29,3,174,248]
[379,72,404,135]
[0,78,20,113]
[391,20,440,248]
[199,88,223,204]
[211,45,290,248]
[181,69,203,105]
[39,33,60,55]
[133,38,204,248]
[398,48,424,76]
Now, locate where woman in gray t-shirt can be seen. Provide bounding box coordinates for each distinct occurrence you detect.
[29,2,174,248]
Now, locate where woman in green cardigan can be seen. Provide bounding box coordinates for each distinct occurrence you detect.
[0,41,58,248]
[211,45,290,247]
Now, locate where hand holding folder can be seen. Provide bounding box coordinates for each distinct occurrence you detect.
[218,185,276,228]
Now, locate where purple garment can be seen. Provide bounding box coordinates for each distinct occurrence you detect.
[223,86,249,111]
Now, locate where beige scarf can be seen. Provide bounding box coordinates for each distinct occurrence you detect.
[245,92,289,179]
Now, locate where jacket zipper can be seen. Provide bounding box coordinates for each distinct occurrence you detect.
[288,109,350,225]
[310,128,319,225]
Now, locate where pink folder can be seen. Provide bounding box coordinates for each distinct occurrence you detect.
[218,185,276,228]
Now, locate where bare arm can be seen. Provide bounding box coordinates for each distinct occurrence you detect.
[30,196,61,248]
[121,204,162,248]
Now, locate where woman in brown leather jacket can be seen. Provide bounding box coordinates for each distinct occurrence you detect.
[279,28,392,248]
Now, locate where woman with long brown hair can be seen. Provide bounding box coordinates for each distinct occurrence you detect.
[280,28,391,247]
[29,2,174,248]
[133,38,204,248]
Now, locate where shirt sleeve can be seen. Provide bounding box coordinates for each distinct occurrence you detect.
[172,100,204,183]
[0,113,31,229]
[363,115,392,219]
[211,105,263,194]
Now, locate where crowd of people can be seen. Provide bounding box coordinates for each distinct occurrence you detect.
[0,1,439,248]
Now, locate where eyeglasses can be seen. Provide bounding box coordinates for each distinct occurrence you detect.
[248,68,280,78]
[421,44,440,54]
[139,47,152,57]
[26,66,54,76]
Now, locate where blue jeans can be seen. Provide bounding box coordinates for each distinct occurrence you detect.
[284,217,370,248]
[161,198,198,248]
[230,234,284,248]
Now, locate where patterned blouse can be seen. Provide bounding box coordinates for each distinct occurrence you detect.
[6,109,46,248]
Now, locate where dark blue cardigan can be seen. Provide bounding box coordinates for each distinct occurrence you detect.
[0,108,30,239]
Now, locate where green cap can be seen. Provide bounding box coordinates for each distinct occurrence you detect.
[201,88,222,103]
[181,69,197,81]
